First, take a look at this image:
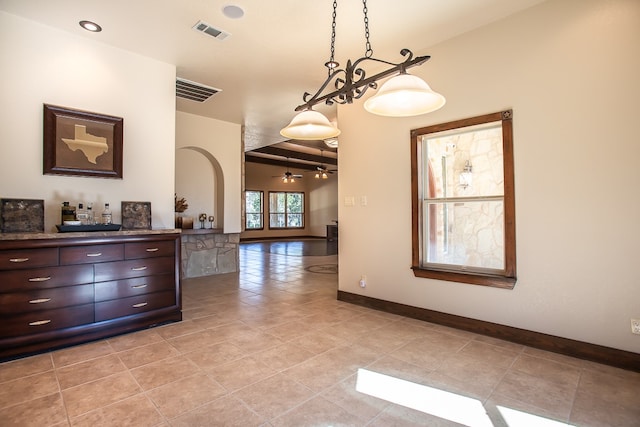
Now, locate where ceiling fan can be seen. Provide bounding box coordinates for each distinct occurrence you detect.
[273,159,303,183]
[279,170,303,183]
[307,149,336,179]
[309,165,336,179]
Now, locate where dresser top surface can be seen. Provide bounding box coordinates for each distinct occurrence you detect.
[0,229,181,242]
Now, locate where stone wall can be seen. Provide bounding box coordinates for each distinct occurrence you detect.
[424,123,505,269]
[180,231,239,279]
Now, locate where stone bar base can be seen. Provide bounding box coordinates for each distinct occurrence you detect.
[180,229,239,279]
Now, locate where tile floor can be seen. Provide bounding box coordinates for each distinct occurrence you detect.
[1,243,639,426]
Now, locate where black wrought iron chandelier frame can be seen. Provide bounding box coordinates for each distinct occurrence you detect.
[294,0,430,112]
[296,49,430,112]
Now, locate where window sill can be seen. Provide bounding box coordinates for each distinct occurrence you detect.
[268,227,305,230]
[411,266,516,289]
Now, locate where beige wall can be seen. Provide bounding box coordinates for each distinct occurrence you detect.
[243,162,338,239]
[175,111,242,233]
[175,148,217,227]
[0,12,176,230]
[338,0,640,353]
[3,1,637,355]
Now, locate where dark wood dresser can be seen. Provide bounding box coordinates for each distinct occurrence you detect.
[326,224,338,242]
[0,230,181,360]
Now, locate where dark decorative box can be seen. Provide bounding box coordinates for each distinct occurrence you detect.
[1,198,45,233]
[121,201,151,230]
[56,224,121,232]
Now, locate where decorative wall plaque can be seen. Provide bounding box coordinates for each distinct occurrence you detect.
[121,201,151,230]
[0,198,45,233]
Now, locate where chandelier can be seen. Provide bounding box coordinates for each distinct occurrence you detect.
[280,0,445,141]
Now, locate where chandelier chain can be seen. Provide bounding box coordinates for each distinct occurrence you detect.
[362,0,373,58]
[282,0,442,139]
[292,0,432,113]
[328,0,338,75]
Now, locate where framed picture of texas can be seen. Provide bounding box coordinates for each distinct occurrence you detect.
[43,104,123,178]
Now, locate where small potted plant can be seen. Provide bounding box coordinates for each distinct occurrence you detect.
[174,194,188,228]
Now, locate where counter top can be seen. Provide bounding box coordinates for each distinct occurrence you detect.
[0,228,181,241]
[179,228,223,235]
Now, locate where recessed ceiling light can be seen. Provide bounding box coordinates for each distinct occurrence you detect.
[222,5,244,19]
[79,20,102,32]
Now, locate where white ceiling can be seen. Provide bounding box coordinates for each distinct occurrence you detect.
[0,0,545,151]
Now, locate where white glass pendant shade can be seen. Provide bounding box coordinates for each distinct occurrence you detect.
[324,138,339,148]
[364,73,446,117]
[280,110,341,140]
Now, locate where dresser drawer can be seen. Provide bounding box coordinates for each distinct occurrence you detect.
[0,284,94,314]
[60,244,124,265]
[0,264,93,291]
[95,290,175,322]
[94,256,175,282]
[0,304,94,338]
[0,248,58,270]
[125,240,175,260]
[95,274,175,302]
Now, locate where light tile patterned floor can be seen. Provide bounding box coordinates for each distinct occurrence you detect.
[1,243,639,426]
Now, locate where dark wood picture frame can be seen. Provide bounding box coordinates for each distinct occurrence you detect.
[43,104,123,179]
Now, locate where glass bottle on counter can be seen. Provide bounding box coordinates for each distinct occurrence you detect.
[76,203,89,225]
[61,202,76,223]
[86,203,95,225]
[101,203,112,225]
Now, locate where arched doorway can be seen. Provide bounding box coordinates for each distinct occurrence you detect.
[175,146,225,229]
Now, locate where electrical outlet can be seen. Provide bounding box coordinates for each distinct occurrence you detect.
[359,275,367,288]
[631,319,640,335]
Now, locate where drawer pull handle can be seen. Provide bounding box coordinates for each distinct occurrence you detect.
[131,284,148,289]
[9,258,29,263]
[145,248,159,252]
[86,252,102,257]
[132,302,148,308]
[28,276,51,282]
[131,266,147,271]
[29,320,51,326]
[29,298,51,304]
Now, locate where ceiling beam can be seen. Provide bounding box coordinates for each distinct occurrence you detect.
[250,146,337,166]
[244,155,322,171]
[283,139,338,153]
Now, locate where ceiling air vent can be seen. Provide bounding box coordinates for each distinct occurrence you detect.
[192,20,230,40]
[176,78,221,103]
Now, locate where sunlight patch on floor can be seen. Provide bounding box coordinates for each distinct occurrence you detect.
[356,368,492,427]
[355,369,576,427]
[497,406,576,427]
